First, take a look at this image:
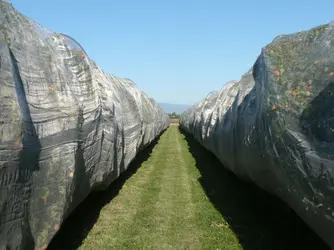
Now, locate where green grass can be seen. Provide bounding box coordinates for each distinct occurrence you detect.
[48,125,329,250]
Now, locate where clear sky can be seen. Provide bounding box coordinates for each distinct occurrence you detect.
[9,0,334,105]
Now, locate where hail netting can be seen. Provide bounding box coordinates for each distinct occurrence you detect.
[0,2,169,249]
[180,23,334,248]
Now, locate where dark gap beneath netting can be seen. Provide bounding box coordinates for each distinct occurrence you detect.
[179,126,329,250]
[47,130,165,250]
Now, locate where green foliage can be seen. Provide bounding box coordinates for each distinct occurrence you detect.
[71,49,84,58]
[49,84,57,94]
[168,112,180,119]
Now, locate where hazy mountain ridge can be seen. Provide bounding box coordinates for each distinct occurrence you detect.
[158,102,191,114]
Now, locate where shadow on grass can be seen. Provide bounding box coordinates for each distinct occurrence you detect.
[179,127,329,250]
[47,130,166,250]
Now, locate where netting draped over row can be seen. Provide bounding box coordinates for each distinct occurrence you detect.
[0,2,169,249]
[180,23,334,248]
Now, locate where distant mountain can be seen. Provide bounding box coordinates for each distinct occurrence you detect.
[157,102,191,114]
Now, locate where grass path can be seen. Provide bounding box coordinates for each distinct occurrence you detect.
[48,125,329,250]
[77,126,239,249]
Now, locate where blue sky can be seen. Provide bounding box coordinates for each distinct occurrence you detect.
[10,0,334,105]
